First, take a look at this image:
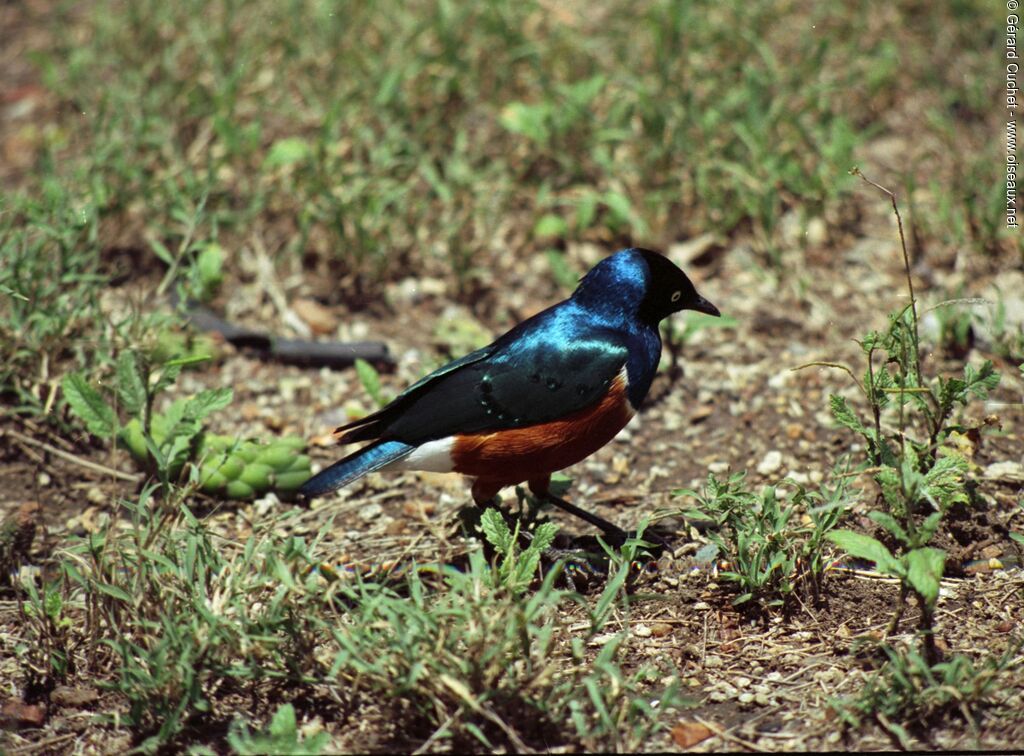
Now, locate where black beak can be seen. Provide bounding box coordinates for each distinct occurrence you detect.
[691,294,721,317]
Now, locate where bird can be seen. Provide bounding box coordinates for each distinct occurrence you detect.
[300,248,720,537]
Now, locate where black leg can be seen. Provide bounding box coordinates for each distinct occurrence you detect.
[539,492,627,541]
[541,492,673,552]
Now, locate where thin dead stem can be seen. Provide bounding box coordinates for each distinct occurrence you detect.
[850,167,922,386]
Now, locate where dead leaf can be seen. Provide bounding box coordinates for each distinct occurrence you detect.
[671,720,714,748]
[1,699,47,729]
[51,685,99,708]
[689,405,714,424]
[402,501,436,518]
[292,298,338,336]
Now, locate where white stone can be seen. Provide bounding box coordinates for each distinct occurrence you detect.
[757,450,784,476]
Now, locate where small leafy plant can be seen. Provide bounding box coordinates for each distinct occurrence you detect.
[228,703,331,755]
[327,518,688,752]
[62,350,310,499]
[676,472,849,608]
[827,448,967,659]
[19,488,344,750]
[18,578,77,689]
[184,241,225,304]
[803,172,1001,662]
[354,357,391,409]
[478,507,559,594]
[831,641,1021,749]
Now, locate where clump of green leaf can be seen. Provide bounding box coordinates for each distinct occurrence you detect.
[807,173,1001,662]
[831,641,1022,749]
[228,703,331,755]
[828,446,973,635]
[16,475,686,752]
[826,319,999,473]
[821,324,996,654]
[327,522,688,751]
[18,578,78,688]
[0,185,111,415]
[676,472,849,608]
[182,241,225,304]
[479,507,559,594]
[353,357,390,409]
[16,487,343,751]
[62,350,310,499]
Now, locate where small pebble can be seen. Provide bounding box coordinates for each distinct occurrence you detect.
[757,450,783,475]
[359,503,384,521]
[254,493,279,517]
[650,622,673,637]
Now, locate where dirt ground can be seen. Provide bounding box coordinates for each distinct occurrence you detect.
[3,187,1024,751]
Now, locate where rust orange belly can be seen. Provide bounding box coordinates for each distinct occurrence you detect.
[450,370,634,485]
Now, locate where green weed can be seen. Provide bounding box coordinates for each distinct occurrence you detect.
[353,357,391,410]
[479,507,559,595]
[26,0,988,290]
[227,703,331,755]
[25,491,339,750]
[326,517,688,751]
[676,471,849,608]
[0,186,110,415]
[16,481,686,752]
[806,171,1001,662]
[62,350,310,499]
[831,641,1022,749]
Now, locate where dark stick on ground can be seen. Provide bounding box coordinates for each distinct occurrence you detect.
[181,298,394,369]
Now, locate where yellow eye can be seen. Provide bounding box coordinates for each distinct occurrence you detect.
[671,290,682,302]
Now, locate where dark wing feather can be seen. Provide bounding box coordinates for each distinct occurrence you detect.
[378,328,629,444]
[335,345,496,443]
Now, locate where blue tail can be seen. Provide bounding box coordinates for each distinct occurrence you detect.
[300,440,415,498]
